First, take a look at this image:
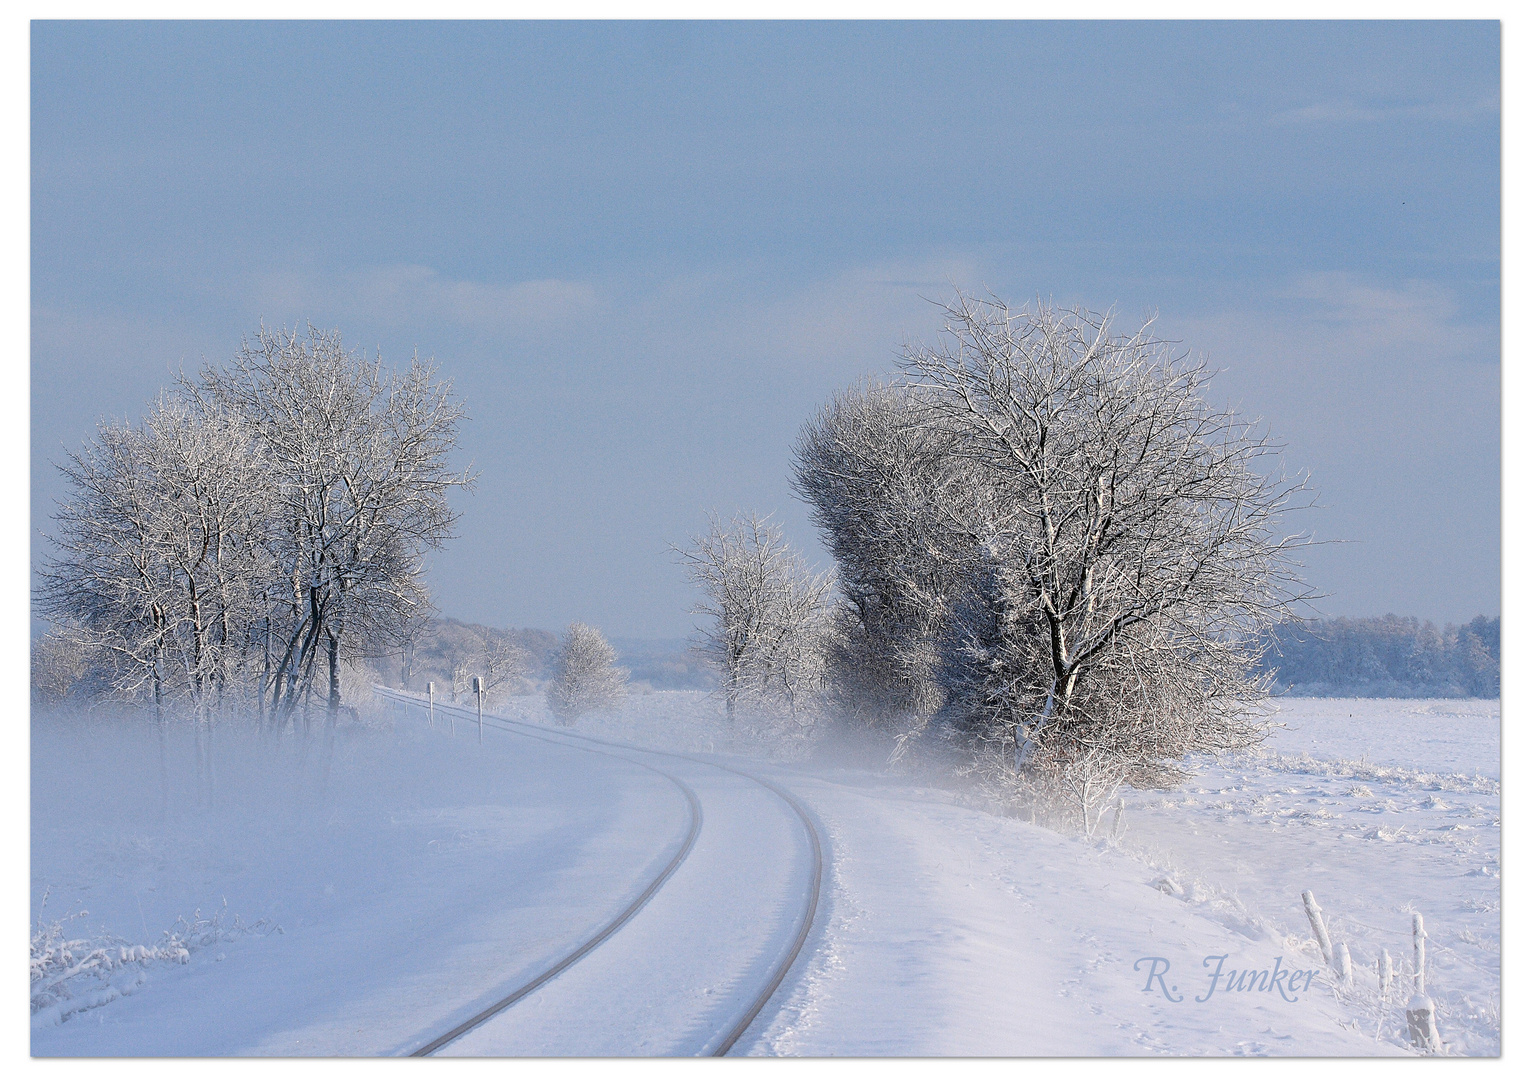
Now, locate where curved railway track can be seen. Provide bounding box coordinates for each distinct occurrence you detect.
[373,686,824,1057]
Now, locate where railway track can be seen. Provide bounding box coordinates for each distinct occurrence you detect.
[372,686,825,1057]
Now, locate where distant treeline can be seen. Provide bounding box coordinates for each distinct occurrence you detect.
[1258,615,1500,698]
[354,614,1514,703]
[607,638,718,692]
[394,619,558,704]
[389,620,716,701]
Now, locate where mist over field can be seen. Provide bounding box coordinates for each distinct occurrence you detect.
[32,691,1499,1055]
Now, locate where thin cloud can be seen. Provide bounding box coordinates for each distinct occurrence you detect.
[252,265,604,345]
[1280,272,1492,363]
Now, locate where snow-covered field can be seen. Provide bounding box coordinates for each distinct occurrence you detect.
[31,711,696,1053]
[31,692,1499,1056]
[1118,698,1501,1056]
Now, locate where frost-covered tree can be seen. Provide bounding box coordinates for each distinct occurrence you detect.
[546,623,627,725]
[38,326,473,733]
[793,384,973,738]
[37,398,273,721]
[676,512,833,723]
[911,295,1308,789]
[794,293,1311,817]
[190,325,474,727]
[30,626,98,707]
[38,414,177,715]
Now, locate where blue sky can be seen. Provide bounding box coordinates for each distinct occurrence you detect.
[31,20,1500,637]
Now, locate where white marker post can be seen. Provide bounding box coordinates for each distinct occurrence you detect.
[473,676,484,745]
[426,681,435,730]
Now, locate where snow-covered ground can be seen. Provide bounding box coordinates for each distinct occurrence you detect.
[1116,697,1501,1056]
[31,711,696,1053]
[31,692,1498,1056]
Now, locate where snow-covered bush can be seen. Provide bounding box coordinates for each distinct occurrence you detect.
[793,382,961,742]
[31,891,280,1026]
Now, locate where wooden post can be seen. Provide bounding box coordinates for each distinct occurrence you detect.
[1412,913,1427,997]
[1376,949,1395,1043]
[1405,913,1443,1053]
[1302,891,1334,967]
[1334,942,1353,989]
[426,681,435,730]
[473,676,483,745]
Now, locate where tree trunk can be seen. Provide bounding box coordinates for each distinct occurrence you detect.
[320,630,339,796]
[259,614,271,733]
[1015,679,1060,773]
[327,629,340,722]
[204,702,215,808]
[154,659,168,819]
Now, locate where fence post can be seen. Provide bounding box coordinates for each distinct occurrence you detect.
[1375,949,1395,1042]
[1302,890,1334,967]
[426,681,435,730]
[1412,912,1427,997]
[1334,942,1353,989]
[473,676,483,745]
[1405,913,1443,1053]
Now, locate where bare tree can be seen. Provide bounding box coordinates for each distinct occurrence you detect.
[901,294,1309,785]
[448,630,527,704]
[30,626,97,707]
[395,619,548,701]
[396,614,431,690]
[38,325,474,744]
[546,623,627,725]
[480,635,530,701]
[676,512,833,724]
[191,325,474,728]
[794,293,1310,802]
[450,660,477,704]
[37,398,272,725]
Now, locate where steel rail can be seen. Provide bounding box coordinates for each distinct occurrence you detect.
[375,687,703,1057]
[703,763,823,1056]
[377,686,825,1057]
